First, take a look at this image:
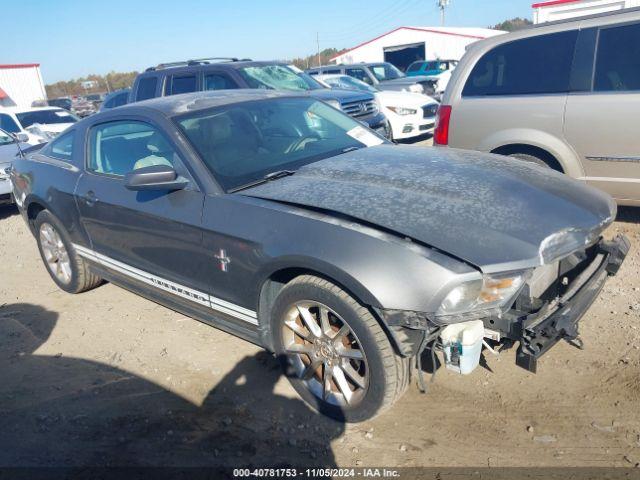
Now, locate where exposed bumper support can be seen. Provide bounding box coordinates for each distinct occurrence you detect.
[516,235,630,373]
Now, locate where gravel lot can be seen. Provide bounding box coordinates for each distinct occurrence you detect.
[0,165,639,469]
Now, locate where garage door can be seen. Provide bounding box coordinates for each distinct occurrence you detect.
[383,43,425,72]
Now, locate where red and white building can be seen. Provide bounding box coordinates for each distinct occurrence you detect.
[330,26,505,70]
[0,64,47,108]
[533,0,640,24]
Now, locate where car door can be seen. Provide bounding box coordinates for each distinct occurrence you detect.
[75,116,212,297]
[564,22,640,203]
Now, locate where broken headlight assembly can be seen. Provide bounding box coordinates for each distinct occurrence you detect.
[434,270,531,323]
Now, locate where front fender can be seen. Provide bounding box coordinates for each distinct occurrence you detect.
[256,255,384,309]
[479,128,584,178]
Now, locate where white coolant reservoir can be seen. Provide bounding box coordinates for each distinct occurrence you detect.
[440,320,485,375]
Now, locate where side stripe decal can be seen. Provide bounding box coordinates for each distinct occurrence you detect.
[73,244,258,326]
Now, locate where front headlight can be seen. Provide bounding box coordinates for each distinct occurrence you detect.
[325,99,342,110]
[387,106,417,116]
[408,84,424,94]
[436,271,529,318]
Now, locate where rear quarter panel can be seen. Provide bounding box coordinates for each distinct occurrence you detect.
[11,151,86,246]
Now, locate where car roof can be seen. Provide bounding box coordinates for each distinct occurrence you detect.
[138,60,290,77]
[116,89,301,116]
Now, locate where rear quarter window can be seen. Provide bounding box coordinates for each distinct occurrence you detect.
[594,22,640,92]
[462,30,578,97]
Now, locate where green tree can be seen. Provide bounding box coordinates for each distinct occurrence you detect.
[492,17,533,32]
[45,71,139,99]
[290,48,346,70]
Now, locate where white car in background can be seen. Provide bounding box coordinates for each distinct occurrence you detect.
[316,74,439,141]
[0,128,29,205]
[0,106,79,145]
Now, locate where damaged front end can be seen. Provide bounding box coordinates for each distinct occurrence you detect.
[377,234,630,377]
[502,234,629,373]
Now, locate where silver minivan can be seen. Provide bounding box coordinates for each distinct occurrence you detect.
[435,8,640,206]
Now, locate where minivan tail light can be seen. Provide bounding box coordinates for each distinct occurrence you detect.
[434,105,452,146]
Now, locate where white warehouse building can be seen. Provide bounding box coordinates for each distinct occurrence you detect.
[533,0,640,24]
[0,63,47,108]
[330,26,505,71]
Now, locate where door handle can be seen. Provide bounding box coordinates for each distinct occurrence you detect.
[81,191,98,206]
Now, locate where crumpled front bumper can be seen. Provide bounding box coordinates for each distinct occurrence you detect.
[515,234,630,373]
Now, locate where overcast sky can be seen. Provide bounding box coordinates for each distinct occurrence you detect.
[5,0,534,83]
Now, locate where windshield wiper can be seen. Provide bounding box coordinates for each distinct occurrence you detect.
[228,170,296,193]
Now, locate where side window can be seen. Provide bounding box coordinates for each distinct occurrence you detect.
[48,131,75,162]
[594,23,640,92]
[136,77,158,101]
[114,92,128,107]
[346,68,373,85]
[166,75,197,95]
[326,69,341,74]
[462,30,578,96]
[204,73,238,91]
[88,121,178,177]
[103,97,116,109]
[0,113,20,133]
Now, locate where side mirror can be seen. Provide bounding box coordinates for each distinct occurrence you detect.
[124,164,188,191]
[10,132,29,143]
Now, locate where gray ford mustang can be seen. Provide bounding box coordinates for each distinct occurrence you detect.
[10,90,629,422]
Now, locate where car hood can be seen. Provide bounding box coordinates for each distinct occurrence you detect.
[380,75,433,86]
[307,88,374,104]
[241,145,616,272]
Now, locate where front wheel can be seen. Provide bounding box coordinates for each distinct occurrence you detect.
[271,275,410,422]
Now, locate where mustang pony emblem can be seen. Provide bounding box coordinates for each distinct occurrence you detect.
[214,248,231,272]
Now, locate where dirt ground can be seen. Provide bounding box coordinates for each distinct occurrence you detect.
[0,197,639,469]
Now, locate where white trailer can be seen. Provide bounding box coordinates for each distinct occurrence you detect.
[533,0,640,24]
[0,64,47,108]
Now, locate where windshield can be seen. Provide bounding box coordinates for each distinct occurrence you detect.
[176,97,385,191]
[238,65,324,91]
[324,76,377,93]
[16,109,78,129]
[369,63,405,81]
[0,129,13,146]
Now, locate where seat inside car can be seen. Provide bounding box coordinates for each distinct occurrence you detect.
[133,132,174,170]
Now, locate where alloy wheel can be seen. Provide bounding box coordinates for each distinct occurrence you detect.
[281,301,369,407]
[39,222,72,285]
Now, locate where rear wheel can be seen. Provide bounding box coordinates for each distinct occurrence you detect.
[34,210,102,294]
[271,275,410,422]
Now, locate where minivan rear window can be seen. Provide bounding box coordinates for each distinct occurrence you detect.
[136,77,158,101]
[462,30,578,97]
[594,23,640,92]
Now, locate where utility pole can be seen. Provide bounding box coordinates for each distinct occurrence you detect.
[437,0,450,26]
[316,32,321,67]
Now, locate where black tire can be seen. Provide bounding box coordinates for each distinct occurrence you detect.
[508,152,563,172]
[34,210,102,294]
[271,275,410,422]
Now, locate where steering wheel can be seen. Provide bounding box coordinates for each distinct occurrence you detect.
[286,134,321,153]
